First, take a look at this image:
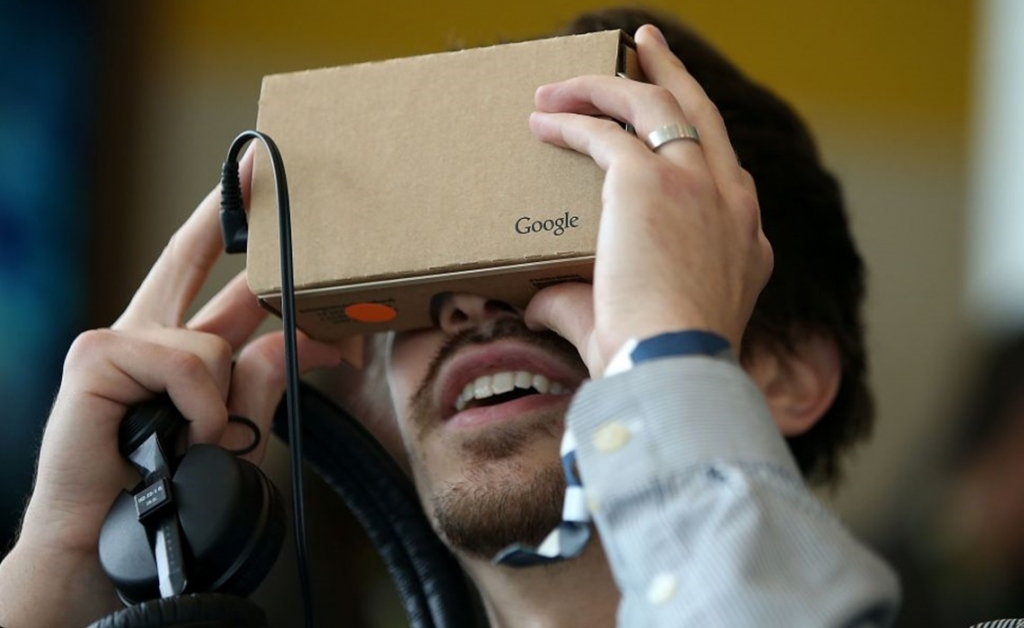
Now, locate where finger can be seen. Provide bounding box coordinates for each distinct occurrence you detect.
[187,271,268,350]
[239,141,255,208]
[116,146,256,330]
[335,334,366,369]
[107,327,235,446]
[224,330,344,462]
[634,24,746,188]
[59,330,230,447]
[129,327,235,402]
[529,111,653,172]
[535,74,704,167]
[189,270,367,365]
[524,282,595,354]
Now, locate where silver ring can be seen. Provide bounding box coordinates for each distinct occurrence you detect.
[645,123,701,152]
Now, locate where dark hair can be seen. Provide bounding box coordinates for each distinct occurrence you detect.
[559,8,873,485]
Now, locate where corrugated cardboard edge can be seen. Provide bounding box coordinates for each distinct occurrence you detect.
[257,255,596,337]
[260,255,596,303]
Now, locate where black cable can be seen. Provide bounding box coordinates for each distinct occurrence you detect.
[220,131,314,628]
[225,415,261,457]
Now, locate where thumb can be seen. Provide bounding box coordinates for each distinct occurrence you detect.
[525,282,601,373]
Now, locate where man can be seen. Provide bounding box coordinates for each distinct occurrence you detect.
[0,8,899,627]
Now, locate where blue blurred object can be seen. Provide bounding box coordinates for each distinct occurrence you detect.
[0,0,95,551]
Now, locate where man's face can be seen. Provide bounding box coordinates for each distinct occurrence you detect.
[385,294,588,559]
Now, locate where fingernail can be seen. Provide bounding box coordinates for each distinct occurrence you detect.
[649,25,668,47]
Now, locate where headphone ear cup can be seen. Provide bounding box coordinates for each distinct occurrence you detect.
[98,489,162,604]
[208,461,286,598]
[173,445,286,597]
[86,593,268,628]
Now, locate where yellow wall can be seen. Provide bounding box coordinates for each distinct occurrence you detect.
[158,0,973,130]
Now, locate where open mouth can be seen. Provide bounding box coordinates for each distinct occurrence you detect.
[454,370,572,413]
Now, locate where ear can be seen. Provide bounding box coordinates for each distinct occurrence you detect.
[743,334,842,437]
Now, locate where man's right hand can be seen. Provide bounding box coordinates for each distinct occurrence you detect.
[0,148,346,627]
[523,25,773,377]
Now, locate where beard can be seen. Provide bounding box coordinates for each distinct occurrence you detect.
[430,459,566,560]
[406,317,583,560]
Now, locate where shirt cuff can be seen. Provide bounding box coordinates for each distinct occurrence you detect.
[569,355,801,508]
[604,330,732,378]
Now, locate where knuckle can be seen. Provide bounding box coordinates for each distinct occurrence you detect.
[694,98,722,125]
[739,167,757,190]
[761,235,775,276]
[644,85,681,117]
[168,348,207,380]
[197,332,235,388]
[199,332,234,369]
[64,329,116,370]
[730,188,761,220]
[591,117,622,135]
[246,338,286,389]
[738,171,758,200]
[163,229,210,278]
[566,75,591,92]
[582,116,621,144]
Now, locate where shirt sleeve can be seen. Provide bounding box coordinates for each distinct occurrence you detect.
[566,355,901,627]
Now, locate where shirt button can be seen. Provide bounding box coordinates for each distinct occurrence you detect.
[592,421,631,452]
[646,572,678,605]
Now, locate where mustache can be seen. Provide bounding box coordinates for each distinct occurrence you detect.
[409,317,584,416]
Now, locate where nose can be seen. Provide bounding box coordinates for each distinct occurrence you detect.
[432,293,520,335]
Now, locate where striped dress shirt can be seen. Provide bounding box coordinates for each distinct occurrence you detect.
[567,354,901,626]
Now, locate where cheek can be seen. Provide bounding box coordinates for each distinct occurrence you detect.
[386,330,443,433]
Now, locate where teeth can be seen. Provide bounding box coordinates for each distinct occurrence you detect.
[492,372,514,394]
[514,371,533,388]
[453,370,572,411]
[474,375,493,398]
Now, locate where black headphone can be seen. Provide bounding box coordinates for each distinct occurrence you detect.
[91,396,284,627]
[88,386,479,628]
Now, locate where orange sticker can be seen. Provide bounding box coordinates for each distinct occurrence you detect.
[344,302,398,323]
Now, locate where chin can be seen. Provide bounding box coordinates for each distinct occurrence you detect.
[408,413,567,559]
[429,457,567,560]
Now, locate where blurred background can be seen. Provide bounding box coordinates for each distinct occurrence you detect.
[2,0,1023,625]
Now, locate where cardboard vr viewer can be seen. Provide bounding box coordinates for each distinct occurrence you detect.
[247,30,641,340]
